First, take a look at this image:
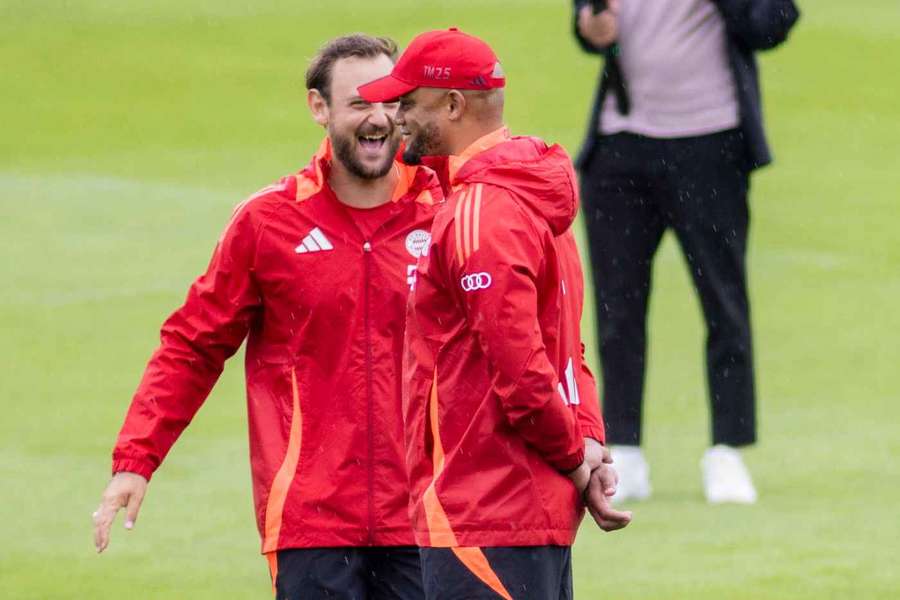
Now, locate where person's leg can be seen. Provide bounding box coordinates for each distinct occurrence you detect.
[365,546,425,600]
[662,129,757,447]
[419,546,571,600]
[273,547,367,599]
[580,134,667,446]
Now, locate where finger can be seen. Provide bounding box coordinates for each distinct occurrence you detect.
[596,467,617,496]
[602,446,613,464]
[609,0,621,14]
[93,502,119,553]
[124,490,144,530]
[589,505,632,531]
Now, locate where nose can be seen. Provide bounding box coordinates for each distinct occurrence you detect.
[368,103,394,129]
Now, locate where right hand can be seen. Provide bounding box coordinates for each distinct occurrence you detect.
[92,471,148,553]
[577,0,620,49]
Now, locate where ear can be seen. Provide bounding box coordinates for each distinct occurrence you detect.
[446,90,466,122]
[307,89,329,128]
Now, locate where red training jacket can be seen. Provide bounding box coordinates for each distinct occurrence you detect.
[404,128,605,548]
[112,138,441,552]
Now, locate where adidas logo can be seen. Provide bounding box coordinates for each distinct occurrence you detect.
[295,227,333,253]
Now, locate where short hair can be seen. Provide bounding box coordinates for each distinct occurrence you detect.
[305,34,398,103]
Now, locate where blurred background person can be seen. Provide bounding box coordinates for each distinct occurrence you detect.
[572,0,799,503]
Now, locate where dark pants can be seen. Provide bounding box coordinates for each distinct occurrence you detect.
[419,546,572,600]
[580,129,757,447]
[272,546,424,600]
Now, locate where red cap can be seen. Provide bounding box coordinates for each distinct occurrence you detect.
[358,28,506,102]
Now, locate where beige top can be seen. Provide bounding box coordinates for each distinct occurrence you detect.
[600,0,740,138]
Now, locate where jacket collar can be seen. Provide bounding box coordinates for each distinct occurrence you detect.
[448,126,510,185]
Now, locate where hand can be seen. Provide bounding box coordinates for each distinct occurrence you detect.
[577,0,620,49]
[566,460,592,496]
[92,471,148,553]
[584,437,612,471]
[585,464,632,532]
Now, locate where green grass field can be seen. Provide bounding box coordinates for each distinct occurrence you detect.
[2,1,898,597]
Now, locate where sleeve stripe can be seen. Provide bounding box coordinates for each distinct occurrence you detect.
[462,186,473,261]
[453,187,467,265]
[453,184,486,265]
[472,184,483,254]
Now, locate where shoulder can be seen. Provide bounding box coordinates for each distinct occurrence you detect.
[437,183,539,266]
[220,176,294,242]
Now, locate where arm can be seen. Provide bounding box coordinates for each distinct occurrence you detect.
[112,204,261,479]
[714,0,800,50]
[444,191,585,474]
[94,203,261,552]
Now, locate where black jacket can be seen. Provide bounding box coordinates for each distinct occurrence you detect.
[573,0,800,171]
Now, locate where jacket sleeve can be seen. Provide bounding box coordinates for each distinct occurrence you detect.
[111,204,262,480]
[576,343,606,443]
[442,190,585,473]
[714,0,800,50]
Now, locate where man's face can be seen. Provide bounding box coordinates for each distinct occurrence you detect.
[324,55,400,179]
[395,88,449,165]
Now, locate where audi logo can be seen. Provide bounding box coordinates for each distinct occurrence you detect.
[460,272,492,292]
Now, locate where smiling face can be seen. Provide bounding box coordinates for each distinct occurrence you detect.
[309,54,401,179]
[395,88,451,165]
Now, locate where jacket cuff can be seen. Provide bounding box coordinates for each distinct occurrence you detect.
[111,457,156,482]
[580,426,606,445]
[554,447,585,474]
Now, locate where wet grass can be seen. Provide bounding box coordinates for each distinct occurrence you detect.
[1,1,897,597]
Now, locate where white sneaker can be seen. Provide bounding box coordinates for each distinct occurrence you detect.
[701,445,758,504]
[609,445,652,503]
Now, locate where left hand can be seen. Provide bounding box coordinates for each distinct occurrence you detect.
[584,464,632,532]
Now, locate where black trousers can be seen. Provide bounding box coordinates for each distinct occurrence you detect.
[419,546,572,600]
[272,546,423,600]
[580,129,757,447]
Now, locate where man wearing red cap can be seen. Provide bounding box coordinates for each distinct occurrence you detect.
[92,35,440,599]
[360,28,631,600]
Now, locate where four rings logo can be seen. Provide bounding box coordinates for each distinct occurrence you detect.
[460,272,492,292]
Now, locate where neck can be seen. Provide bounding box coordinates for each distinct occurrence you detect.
[446,120,504,156]
[329,159,398,209]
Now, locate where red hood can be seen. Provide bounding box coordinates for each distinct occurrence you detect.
[451,136,579,236]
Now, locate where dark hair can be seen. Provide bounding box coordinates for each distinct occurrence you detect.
[305,34,398,103]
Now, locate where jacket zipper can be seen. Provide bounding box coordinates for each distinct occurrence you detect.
[362,240,375,545]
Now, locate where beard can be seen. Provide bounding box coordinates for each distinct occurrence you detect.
[330,123,400,180]
[402,121,443,165]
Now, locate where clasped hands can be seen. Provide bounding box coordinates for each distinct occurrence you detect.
[568,438,632,532]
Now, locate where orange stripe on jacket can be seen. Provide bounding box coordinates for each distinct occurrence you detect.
[265,552,279,596]
[423,371,458,547]
[262,368,303,553]
[452,547,514,600]
[472,184,483,253]
[424,374,512,599]
[462,186,474,260]
[454,188,468,265]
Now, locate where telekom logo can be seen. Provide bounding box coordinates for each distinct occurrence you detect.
[423,65,452,80]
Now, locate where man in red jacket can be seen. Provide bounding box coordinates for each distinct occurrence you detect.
[92,34,441,599]
[359,29,631,599]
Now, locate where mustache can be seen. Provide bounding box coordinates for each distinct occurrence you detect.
[356,123,396,138]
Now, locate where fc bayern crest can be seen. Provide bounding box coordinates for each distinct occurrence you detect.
[405,229,431,258]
